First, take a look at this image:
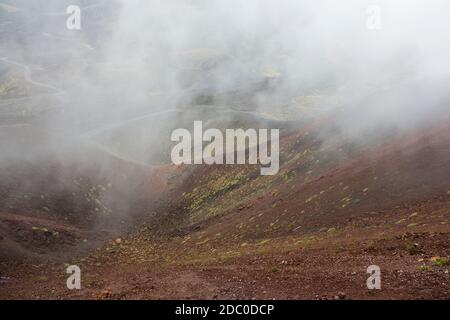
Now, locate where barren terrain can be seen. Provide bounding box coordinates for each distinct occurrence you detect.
[1,113,449,300]
[1,0,450,301]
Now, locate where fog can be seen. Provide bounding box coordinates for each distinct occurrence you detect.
[1,0,449,141]
[1,0,450,226]
[105,0,450,116]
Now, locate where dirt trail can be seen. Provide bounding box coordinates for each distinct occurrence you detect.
[0,57,65,100]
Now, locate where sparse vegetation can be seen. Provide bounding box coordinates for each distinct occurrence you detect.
[432,257,448,267]
[271,266,280,273]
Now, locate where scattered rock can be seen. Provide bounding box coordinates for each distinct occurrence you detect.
[430,256,440,262]
[334,292,346,300]
[0,276,11,284]
[96,290,113,300]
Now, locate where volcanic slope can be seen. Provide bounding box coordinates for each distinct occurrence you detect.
[1,114,450,299]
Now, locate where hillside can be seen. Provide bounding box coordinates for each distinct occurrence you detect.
[1,111,449,299]
[1,0,450,301]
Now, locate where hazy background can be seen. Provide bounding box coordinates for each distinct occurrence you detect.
[0,0,450,134]
[1,0,450,161]
[1,0,450,236]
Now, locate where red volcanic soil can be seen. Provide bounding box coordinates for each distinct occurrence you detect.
[0,125,167,261]
[0,119,450,300]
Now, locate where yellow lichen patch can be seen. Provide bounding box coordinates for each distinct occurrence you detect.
[257,239,271,245]
[196,238,210,245]
[409,212,419,218]
[181,236,191,244]
[305,194,318,203]
[407,223,419,228]
[0,77,28,97]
